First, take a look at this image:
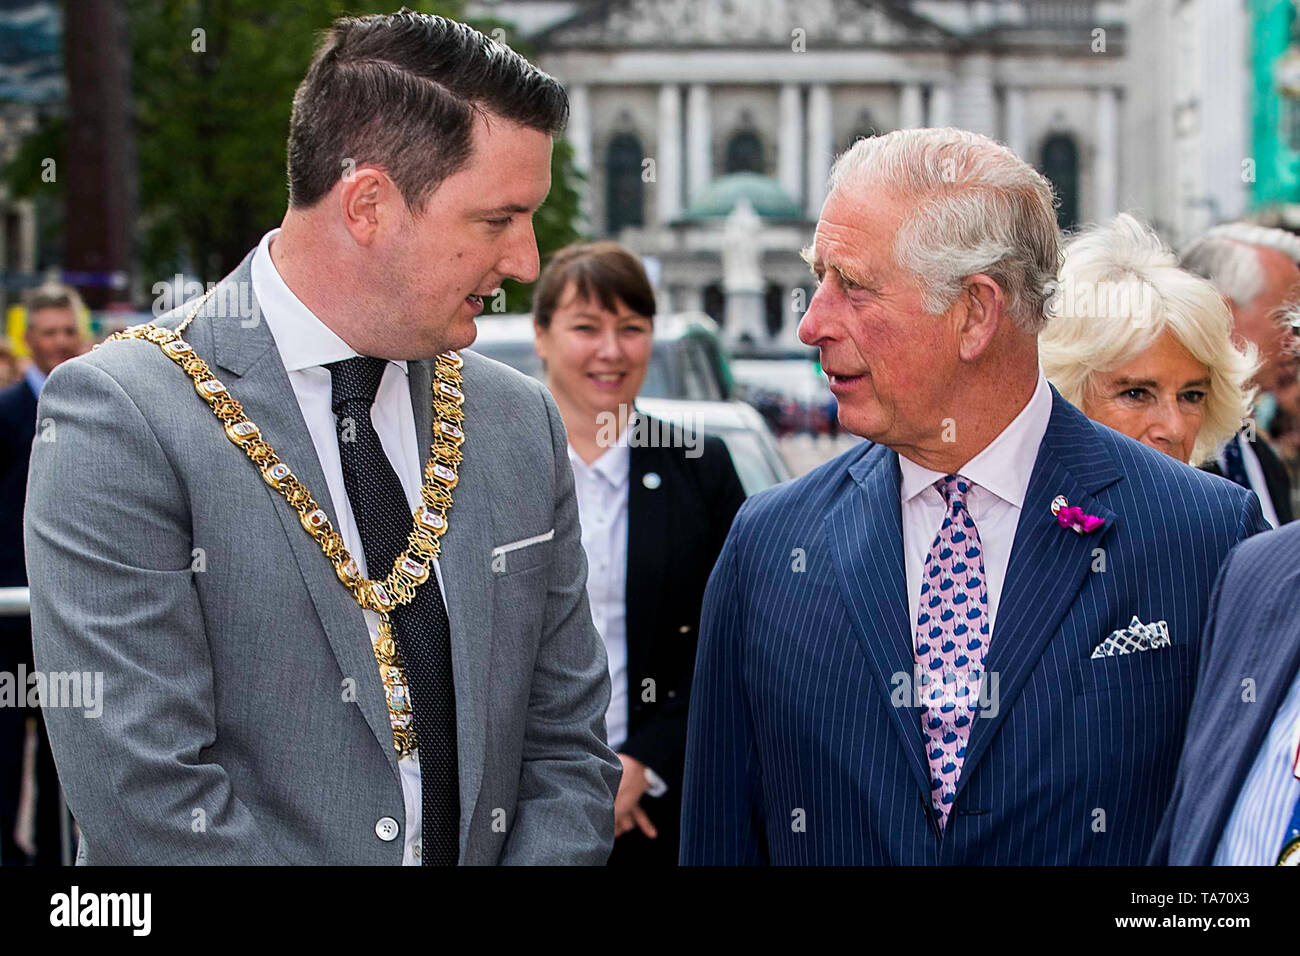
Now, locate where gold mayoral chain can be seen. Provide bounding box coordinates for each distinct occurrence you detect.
[102,287,466,760]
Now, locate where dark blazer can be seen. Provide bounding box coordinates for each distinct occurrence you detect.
[0,378,38,588]
[612,414,745,864]
[1201,434,1294,525]
[1148,520,1300,865]
[681,389,1268,865]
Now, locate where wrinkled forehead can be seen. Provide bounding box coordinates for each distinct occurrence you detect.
[807,180,908,267]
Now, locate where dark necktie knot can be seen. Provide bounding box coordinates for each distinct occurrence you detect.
[327,356,389,413]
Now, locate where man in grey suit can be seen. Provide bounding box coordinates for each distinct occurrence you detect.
[25,11,620,865]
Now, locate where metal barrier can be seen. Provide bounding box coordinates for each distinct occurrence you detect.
[1,586,75,866]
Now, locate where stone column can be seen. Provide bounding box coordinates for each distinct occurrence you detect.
[567,83,593,229]
[686,83,712,207]
[928,83,953,127]
[657,83,683,224]
[953,53,996,137]
[778,83,804,206]
[1003,86,1028,160]
[899,82,924,129]
[805,83,834,217]
[1094,86,1119,220]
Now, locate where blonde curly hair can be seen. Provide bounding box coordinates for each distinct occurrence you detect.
[1040,213,1258,465]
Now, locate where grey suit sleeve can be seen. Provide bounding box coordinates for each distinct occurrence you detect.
[25,357,290,864]
[498,384,621,865]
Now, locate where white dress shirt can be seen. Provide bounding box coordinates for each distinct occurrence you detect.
[1217,433,1281,529]
[252,228,448,865]
[567,442,631,752]
[900,371,1053,636]
[567,435,668,798]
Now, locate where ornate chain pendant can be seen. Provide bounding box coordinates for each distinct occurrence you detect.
[101,289,465,760]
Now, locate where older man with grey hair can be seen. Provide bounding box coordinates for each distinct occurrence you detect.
[1180,223,1299,525]
[680,127,1268,865]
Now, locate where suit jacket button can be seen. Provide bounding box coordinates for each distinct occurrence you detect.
[375,817,400,842]
[678,625,691,633]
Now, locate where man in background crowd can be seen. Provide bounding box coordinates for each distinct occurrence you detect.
[0,283,84,864]
[1181,223,1300,525]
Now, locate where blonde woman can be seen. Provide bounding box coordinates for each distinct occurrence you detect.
[1040,213,1257,465]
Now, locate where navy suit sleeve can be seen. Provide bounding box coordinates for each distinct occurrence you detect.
[1148,493,1256,866]
[1238,487,1271,540]
[680,515,768,865]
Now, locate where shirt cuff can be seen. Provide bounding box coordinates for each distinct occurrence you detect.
[643,764,668,798]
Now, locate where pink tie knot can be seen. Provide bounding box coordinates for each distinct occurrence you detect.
[936,474,973,510]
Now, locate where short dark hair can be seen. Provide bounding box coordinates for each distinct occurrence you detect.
[532,242,657,328]
[287,9,568,212]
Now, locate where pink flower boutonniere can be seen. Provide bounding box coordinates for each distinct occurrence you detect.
[1053,502,1105,535]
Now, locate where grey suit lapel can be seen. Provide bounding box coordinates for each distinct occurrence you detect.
[202,259,400,782]
[191,256,495,846]
[410,356,493,852]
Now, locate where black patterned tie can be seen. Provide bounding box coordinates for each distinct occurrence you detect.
[327,356,460,866]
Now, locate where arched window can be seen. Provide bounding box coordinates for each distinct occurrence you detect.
[1040,133,1080,231]
[764,283,784,339]
[725,130,764,174]
[605,133,645,236]
[702,283,725,324]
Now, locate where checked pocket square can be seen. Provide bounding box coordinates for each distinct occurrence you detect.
[1091,616,1171,658]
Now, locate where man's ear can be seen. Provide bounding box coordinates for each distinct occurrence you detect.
[953,273,1005,362]
[338,165,392,246]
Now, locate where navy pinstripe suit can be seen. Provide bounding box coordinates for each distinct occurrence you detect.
[681,389,1269,865]
[1147,520,1300,865]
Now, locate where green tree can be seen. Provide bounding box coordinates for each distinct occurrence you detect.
[125,0,582,309]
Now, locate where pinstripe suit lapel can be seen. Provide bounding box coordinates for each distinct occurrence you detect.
[957,392,1120,795]
[825,442,933,806]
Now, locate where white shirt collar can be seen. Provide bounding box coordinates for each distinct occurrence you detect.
[250,228,407,375]
[568,440,631,491]
[898,369,1053,508]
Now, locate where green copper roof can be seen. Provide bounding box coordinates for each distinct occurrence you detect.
[681,172,804,222]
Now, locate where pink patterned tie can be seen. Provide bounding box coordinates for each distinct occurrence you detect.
[914,474,990,831]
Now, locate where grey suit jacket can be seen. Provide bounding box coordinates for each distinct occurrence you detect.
[25,250,620,864]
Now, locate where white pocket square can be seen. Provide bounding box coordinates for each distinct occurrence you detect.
[1091,616,1171,658]
[491,529,555,557]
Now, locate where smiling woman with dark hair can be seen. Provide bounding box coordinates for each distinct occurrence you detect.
[534,241,746,866]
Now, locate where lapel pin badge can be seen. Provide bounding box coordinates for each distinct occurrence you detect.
[642,472,662,490]
[1051,495,1105,534]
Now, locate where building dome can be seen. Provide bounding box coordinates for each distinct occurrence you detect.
[681,173,804,222]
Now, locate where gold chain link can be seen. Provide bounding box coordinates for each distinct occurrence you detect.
[100,291,467,759]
